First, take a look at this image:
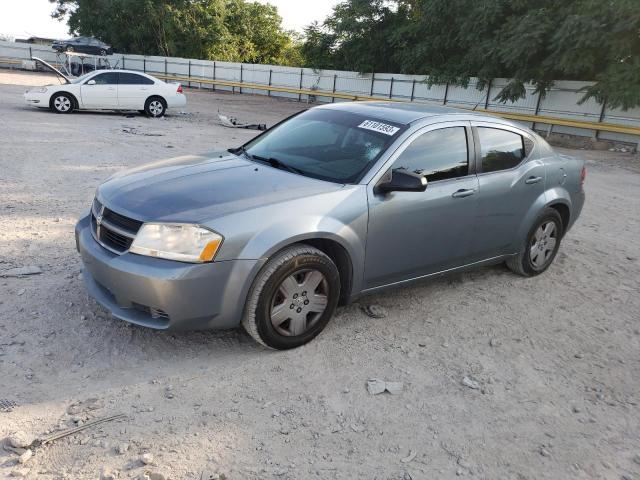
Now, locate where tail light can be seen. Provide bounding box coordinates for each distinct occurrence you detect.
[176,84,183,94]
[580,165,586,186]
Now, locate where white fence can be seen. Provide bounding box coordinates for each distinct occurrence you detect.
[2,39,639,144]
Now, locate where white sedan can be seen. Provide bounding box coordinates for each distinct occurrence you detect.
[24,60,186,117]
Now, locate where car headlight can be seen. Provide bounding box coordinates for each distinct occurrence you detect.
[30,87,48,93]
[129,223,223,263]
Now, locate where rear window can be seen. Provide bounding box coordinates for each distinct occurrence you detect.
[478,127,526,173]
[244,109,406,184]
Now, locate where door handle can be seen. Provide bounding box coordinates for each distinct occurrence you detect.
[525,176,542,185]
[451,189,476,198]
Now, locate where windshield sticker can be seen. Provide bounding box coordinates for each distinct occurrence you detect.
[357,120,400,136]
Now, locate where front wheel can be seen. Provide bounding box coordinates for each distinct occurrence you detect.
[506,208,563,276]
[144,97,166,117]
[50,93,74,114]
[242,245,341,350]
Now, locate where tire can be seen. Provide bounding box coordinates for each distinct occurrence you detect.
[99,49,107,56]
[144,97,166,117]
[65,45,74,52]
[506,208,563,277]
[50,93,74,114]
[242,244,341,350]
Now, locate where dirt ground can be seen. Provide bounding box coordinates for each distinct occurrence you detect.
[0,70,639,480]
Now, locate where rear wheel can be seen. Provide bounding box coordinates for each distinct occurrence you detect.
[99,49,107,56]
[65,45,74,53]
[50,93,74,114]
[242,245,340,350]
[144,97,166,117]
[506,208,563,276]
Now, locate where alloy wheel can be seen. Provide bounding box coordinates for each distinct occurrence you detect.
[269,269,329,336]
[148,100,164,116]
[529,221,557,269]
[54,96,71,112]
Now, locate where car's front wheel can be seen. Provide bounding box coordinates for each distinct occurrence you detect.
[242,245,341,349]
[144,97,166,117]
[99,49,107,56]
[506,208,563,276]
[50,93,74,114]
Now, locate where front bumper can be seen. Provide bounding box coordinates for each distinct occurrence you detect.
[75,214,262,330]
[24,90,48,106]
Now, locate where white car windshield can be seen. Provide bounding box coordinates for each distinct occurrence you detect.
[70,72,96,84]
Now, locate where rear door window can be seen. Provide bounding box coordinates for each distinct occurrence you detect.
[119,73,153,85]
[478,127,526,173]
[392,127,469,182]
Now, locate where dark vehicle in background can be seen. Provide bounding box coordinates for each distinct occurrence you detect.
[52,37,113,56]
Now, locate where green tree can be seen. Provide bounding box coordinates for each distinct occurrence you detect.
[302,0,640,109]
[49,0,303,65]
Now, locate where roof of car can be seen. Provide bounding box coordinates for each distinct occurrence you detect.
[317,101,492,125]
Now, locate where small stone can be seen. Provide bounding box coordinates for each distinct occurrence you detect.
[632,454,640,465]
[456,468,464,476]
[401,450,417,463]
[116,443,129,454]
[540,448,551,457]
[7,431,35,449]
[572,406,581,413]
[489,338,501,347]
[140,453,154,465]
[418,341,427,347]
[461,377,480,390]
[574,353,584,359]
[18,449,33,464]
[144,472,167,480]
[361,304,387,318]
[100,467,119,480]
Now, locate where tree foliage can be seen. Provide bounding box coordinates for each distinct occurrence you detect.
[49,0,303,65]
[301,0,640,109]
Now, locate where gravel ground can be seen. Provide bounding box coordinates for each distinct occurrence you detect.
[1,71,639,480]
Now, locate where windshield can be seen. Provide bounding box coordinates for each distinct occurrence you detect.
[70,72,96,84]
[242,109,406,184]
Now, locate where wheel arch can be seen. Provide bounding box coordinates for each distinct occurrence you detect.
[49,91,79,110]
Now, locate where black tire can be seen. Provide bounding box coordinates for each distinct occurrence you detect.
[242,244,341,350]
[99,49,107,56]
[144,96,166,117]
[50,92,75,114]
[506,208,563,277]
[65,45,74,52]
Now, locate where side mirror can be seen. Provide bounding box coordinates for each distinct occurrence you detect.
[86,79,96,85]
[375,168,427,194]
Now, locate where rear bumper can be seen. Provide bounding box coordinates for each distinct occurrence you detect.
[75,214,263,330]
[167,93,186,109]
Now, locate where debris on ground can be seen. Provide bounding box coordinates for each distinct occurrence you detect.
[401,450,417,463]
[461,377,480,390]
[367,378,404,395]
[217,113,266,131]
[100,466,119,480]
[67,397,104,415]
[140,452,155,465]
[0,266,42,277]
[18,449,33,464]
[10,467,31,477]
[361,304,388,318]
[122,126,163,136]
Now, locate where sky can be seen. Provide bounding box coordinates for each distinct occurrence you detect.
[0,0,340,40]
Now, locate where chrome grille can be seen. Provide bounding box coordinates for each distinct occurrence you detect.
[91,198,142,254]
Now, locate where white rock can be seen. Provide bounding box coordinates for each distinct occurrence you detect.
[116,443,129,454]
[100,467,119,480]
[140,452,154,465]
[10,468,31,477]
[18,449,33,464]
[7,431,35,449]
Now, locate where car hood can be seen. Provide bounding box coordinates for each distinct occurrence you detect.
[97,152,346,223]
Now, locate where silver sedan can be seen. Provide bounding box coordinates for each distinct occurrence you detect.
[75,102,586,349]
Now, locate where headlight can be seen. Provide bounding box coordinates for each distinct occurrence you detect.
[30,87,48,93]
[129,223,223,263]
